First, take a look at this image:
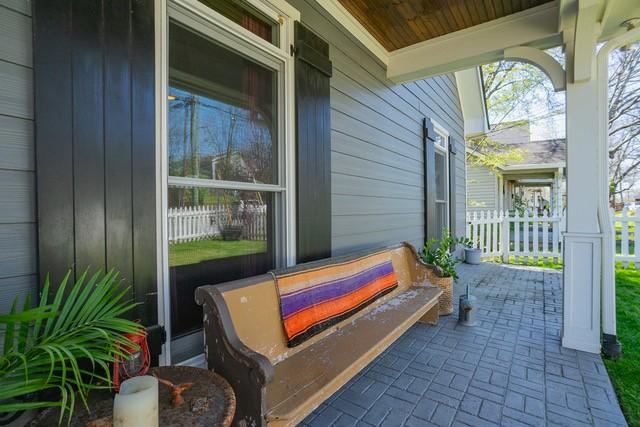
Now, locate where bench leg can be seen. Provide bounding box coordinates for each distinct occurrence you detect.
[418,304,439,325]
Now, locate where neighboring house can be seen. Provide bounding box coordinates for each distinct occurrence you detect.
[466,123,566,214]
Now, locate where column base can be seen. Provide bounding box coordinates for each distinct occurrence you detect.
[602,334,622,360]
[562,232,602,354]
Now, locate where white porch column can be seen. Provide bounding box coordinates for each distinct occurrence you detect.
[562,32,602,354]
[552,169,562,213]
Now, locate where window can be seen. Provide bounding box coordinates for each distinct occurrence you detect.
[197,0,280,46]
[164,11,290,361]
[433,124,449,240]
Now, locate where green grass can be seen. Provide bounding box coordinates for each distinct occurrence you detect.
[169,239,267,267]
[486,255,563,270]
[604,268,640,427]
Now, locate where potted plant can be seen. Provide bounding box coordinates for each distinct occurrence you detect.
[0,269,143,424]
[220,198,244,241]
[462,237,482,265]
[421,229,465,315]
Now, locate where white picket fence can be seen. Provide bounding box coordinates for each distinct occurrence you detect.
[467,208,639,267]
[466,209,566,263]
[614,207,638,267]
[168,205,267,243]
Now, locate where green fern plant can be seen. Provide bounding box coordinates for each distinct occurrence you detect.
[422,228,465,280]
[0,269,143,424]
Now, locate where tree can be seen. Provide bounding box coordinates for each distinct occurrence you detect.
[477,46,640,206]
[468,56,564,171]
[608,46,640,205]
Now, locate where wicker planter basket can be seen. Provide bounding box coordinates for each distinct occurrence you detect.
[430,275,454,315]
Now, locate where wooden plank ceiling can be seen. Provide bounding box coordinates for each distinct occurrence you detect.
[337,0,555,51]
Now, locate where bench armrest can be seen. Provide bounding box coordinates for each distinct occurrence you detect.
[402,242,442,285]
[195,285,275,426]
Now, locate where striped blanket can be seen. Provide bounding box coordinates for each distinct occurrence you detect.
[274,252,399,347]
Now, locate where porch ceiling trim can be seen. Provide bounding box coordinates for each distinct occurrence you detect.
[315,0,389,65]
[386,2,562,83]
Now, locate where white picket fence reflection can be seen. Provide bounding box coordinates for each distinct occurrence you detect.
[168,205,267,243]
[467,208,638,268]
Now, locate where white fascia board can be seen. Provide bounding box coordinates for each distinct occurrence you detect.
[314,0,389,66]
[455,68,489,137]
[386,2,562,84]
[501,162,566,171]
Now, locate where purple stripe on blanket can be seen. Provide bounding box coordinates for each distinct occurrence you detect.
[280,261,394,318]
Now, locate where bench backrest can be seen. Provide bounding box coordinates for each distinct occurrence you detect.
[217,243,425,364]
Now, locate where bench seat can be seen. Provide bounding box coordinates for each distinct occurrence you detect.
[266,286,441,425]
[195,242,444,427]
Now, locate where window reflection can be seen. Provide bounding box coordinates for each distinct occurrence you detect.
[197,0,279,46]
[168,187,275,337]
[168,21,277,184]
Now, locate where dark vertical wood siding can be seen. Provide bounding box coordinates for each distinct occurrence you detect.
[295,22,332,263]
[424,118,436,241]
[448,137,458,238]
[33,0,157,326]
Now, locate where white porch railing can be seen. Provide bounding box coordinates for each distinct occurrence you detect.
[168,205,267,243]
[467,208,638,268]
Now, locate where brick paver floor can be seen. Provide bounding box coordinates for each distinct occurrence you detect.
[301,262,627,427]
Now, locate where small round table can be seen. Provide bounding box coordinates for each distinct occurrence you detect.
[29,366,236,427]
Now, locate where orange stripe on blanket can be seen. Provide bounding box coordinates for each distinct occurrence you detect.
[277,252,391,289]
[283,273,398,339]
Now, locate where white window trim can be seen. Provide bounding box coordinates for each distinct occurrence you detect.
[155,0,299,365]
[432,119,450,231]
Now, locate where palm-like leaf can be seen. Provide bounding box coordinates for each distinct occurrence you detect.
[0,269,143,424]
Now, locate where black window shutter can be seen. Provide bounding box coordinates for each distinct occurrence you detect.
[448,137,457,239]
[423,118,437,242]
[294,22,332,263]
[34,0,163,363]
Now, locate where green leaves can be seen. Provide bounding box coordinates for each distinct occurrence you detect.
[422,229,465,281]
[0,269,143,424]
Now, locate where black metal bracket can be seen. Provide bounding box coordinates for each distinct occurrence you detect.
[602,333,622,360]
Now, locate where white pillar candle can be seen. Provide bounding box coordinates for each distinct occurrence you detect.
[113,376,159,427]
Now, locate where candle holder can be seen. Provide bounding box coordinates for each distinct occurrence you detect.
[112,330,151,391]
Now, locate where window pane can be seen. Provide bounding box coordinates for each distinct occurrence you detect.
[434,133,446,148]
[197,0,279,46]
[436,201,447,239]
[168,21,278,184]
[168,186,275,337]
[435,151,446,201]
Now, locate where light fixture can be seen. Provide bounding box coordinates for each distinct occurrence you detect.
[167,95,176,101]
[621,18,640,52]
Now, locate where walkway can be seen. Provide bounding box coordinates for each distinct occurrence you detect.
[302,262,627,427]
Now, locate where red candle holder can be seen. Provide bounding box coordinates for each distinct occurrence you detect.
[112,330,150,391]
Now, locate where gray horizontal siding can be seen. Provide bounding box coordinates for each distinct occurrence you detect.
[0,1,36,315]
[0,115,33,170]
[289,0,466,255]
[0,5,32,67]
[467,162,498,210]
[0,0,31,16]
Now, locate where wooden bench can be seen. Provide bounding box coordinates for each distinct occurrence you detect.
[195,242,443,427]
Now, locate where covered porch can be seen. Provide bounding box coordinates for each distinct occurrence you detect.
[302,262,625,427]
[322,0,640,356]
[6,0,639,425]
